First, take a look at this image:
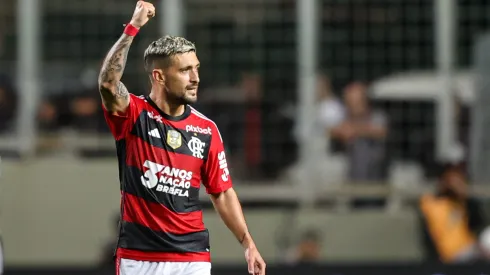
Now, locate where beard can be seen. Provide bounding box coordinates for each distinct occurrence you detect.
[181,92,198,104]
[165,86,198,105]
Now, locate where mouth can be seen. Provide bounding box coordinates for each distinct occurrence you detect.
[187,87,198,94]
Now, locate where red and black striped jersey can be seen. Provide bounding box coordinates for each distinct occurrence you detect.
[103,94,233,262]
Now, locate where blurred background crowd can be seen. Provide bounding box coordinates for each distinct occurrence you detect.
[2,0,490,274]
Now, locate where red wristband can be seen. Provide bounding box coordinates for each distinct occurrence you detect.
[124,24,139,36]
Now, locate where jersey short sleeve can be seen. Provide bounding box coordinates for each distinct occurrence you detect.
[102,94,142,140]
[201,124,233,194]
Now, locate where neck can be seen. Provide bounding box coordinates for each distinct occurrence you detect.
[149,88,186,117]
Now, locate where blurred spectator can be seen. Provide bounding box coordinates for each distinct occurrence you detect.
[293,229,321,265]
[286,229,322,265]
[242,73,297,180]
[199,72,296,180]
[330,82,388,182]
[38,89,108,134]
[69,91,103,132]
[37,99,59,132]
[295,230,322,263]
[242,73,263,178]
[316,74,344,133]
[315,73,345,155]
[419,164,486,263]
[70,68,109,133]
[35,97,64,156]
[0,74,17,134]
[453,93,471,175]
[199,73,265,174]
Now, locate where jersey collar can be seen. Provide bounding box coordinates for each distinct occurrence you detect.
[145,96,191,122]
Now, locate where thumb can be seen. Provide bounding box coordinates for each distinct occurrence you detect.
[248,258,254,274]
[246,250,254,274]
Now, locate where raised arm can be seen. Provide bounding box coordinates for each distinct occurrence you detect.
[98,1,155,113]
[98,34,133,113]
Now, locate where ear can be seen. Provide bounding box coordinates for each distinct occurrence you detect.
[152,69,165,84]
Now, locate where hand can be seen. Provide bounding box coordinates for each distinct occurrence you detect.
[130,1,156,28]
[245,246,266,275]
[338,123,357,142]
[446,173,467,199]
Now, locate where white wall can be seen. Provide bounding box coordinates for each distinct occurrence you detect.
[1,158,121,266]
[0,158,423,266]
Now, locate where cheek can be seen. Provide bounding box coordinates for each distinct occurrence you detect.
[172,73,187,83]
[179,74,191,88]
[182,73,191,83]
[166,75,182,86]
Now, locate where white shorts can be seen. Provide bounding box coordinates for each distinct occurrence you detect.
[118,258,211,275]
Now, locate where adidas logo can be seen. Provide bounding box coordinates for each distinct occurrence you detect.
[148,128,161,139]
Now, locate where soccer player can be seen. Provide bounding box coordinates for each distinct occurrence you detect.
[97,1,266,275]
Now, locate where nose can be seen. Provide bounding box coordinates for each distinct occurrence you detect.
[190,69,199,84]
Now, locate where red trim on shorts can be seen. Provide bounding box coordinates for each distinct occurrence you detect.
[117,248,211,262]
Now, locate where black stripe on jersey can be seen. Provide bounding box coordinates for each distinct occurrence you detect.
[116,139,127,191]
[115,139,127,258]
[118,221,210,253]
[123,165,202,213]
[130,110,212,161]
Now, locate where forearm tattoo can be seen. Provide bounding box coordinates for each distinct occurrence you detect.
[239,232,247,244]
[98,34,133,100]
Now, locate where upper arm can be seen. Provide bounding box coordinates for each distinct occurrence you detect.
[318,101,345,129]
[99,80,130,114]
[102,92,139,140]
[202,124,233,194]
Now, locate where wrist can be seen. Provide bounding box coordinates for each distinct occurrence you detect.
[128,21,142,29]
[124,23,140,36]
[240,234,255,249]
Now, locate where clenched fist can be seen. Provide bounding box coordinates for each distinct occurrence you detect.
[130,1,155,28]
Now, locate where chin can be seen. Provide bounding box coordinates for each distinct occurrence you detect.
[183,95,198,104]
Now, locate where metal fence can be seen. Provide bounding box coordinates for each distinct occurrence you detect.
[1,0,489,182]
